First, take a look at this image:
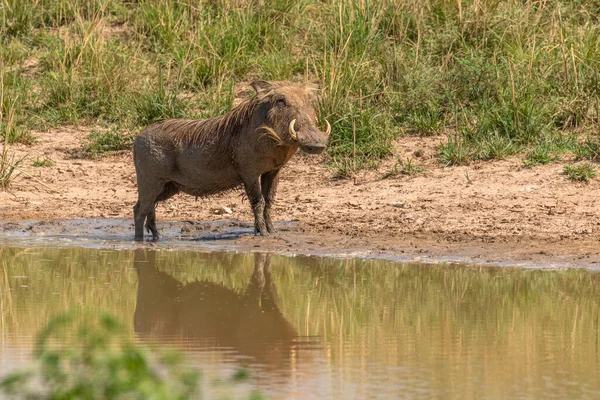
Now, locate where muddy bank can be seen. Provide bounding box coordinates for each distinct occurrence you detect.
[1,219,599,270]
[1,129,600,268]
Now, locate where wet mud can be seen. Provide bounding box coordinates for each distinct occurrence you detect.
[1,218,599,270]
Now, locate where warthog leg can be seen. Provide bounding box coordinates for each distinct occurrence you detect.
[243,178,269,236]
[134,180,167,241]
[144,183,179,240]
[261,169,281,234]
[135,181,180,241]
[145,207,159,240]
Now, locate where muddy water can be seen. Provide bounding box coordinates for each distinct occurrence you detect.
[0,245,599,399]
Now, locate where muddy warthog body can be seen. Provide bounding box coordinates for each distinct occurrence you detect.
[133,80,330,241]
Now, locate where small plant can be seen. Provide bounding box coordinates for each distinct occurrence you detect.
[0,150,23,189]
[438,137,470,166]
[331,156,359,179]
[382,156,400,179]
[0,311,262,399]
[404,104,443,136]
[1,125,35,145]
[77,130,134,158]
[32,157,54,167]
[401,157,424,175]
[0,137,24,189]
[523,147,559,168]
[574,137,600,162]
[465,171,473,186]
[383,157,424,178]
[473,133,519,161]
[563,163,597,182]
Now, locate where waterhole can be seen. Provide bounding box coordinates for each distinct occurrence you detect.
[0,245,598,399]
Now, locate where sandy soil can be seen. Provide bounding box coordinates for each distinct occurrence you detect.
[2,126,600,268]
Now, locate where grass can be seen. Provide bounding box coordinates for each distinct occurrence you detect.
[32,156,54,167]
[74,129,134,158]
[383,156,424,178]
[574,136,600,162]
[563,163,597,182]
[0,144,22,188]
[523,148,559,168]
[0,0,599,172]
[0,82,23,188]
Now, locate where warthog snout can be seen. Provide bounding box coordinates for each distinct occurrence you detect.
[289,119,330,154]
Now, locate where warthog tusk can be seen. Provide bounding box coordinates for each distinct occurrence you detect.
[324,119,331,135]
[289,119,298,140]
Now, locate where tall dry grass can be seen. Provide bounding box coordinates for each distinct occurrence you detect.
[0,0,599,172]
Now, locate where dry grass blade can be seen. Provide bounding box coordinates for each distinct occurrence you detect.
[0,143,24,189]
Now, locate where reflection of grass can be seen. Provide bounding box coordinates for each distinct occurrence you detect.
[150,250,600,396]
[2,247,600,398]
[0,246,137,346]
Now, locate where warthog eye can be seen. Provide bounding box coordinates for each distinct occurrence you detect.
[275,96,287,108]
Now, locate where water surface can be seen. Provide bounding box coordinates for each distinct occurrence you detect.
[0,245,599,399]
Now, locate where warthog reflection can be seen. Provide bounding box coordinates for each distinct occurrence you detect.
[133,250,301,369]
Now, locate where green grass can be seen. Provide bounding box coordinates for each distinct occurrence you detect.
[0,145,22,188]
[75,129,134,158]
[563,163,597,182]
[0,0,599,171]
[383,156,424,178]
[574,136,600,162]
[32,156,54,167]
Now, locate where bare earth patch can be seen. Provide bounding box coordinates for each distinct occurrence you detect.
[1,128,600,267]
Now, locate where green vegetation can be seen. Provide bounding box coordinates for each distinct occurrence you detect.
[384,156,424,178]
[0,146,22,188]
[0,311,199,399]
[0,134,23,188]
[32,156,54,167]
[574,136,600,162]
[563,163,597,182]
[0,308,261,400]
[1,0,599,173]
[76,129,134,158]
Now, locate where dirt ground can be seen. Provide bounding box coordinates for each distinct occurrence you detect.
[2,126,600,268]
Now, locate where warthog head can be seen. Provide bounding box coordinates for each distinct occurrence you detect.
[251,80,330,154]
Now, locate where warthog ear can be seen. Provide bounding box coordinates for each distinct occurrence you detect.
[250,80,272,94]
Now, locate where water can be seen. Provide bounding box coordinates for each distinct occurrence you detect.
[0,245,599,399]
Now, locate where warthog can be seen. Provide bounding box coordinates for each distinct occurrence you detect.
[133,80,330,241]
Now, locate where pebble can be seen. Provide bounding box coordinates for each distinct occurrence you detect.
[387,202,405,208]
[213,206,233,215]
